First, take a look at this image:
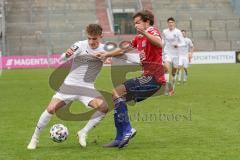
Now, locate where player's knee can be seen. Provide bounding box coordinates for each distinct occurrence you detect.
[98,99,108,113]
[112,88,122,100]
[112,89,118,100]
[90,98,108,113]
[47,104,57,114]
[99,104,108,113]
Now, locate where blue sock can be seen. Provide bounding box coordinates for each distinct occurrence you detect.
[114,98,132,139]
[114,108,123,141]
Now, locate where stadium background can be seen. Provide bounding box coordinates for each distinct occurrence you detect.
[0,0,240,57]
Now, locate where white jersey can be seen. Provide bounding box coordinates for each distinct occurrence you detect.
[162,28,186,56]
[179,37,194,57]
[63,40,105,88]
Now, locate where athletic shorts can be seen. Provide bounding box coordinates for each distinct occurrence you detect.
[163,54,179,68]
[53,84,102,107]
[124,75,161,102]
[179,56,189,68]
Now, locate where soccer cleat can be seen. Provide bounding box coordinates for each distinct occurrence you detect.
[103,140,121,148]
[118,133,132,149]
[77,130,87,147]
[130,128,137,139]
[118,128,137,149]
[27,138,39,150]
[164,82,175,96]
[103,128,137,148]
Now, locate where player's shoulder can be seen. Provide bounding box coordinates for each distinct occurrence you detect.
[147,26,160,35]
[97,43,105,51]
[73,40,86,47]
[163,28,169,33]
[185,37,191,41]
[185,37,193,43]
[79,40,88,46]
[147,26,159,32]
[175,28,182,34]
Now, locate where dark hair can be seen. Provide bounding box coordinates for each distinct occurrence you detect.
[167,17,175,22]
[133,10,154,25]
[86,24,103,36]
[181,29,186,32]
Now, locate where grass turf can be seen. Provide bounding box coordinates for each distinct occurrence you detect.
[0,64,240,160]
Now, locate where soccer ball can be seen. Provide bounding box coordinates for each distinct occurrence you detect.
[50,124,69,143]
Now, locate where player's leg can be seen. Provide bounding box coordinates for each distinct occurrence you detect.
[163,54,175,96]
[171,56,179,89]
[177,67,182,84]
[77,96,108,147]
[117,76,160,148]
[172,56,179,82]
[103,84,133,147]
[104,82,138,148]
[163,61,174,95]
[178,57,183,84]
[163,53,172,84]
[183,58,189,83]
[164,60,171,85]
[27,97,66,150]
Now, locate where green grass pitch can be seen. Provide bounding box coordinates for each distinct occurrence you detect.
[0,64,240,160]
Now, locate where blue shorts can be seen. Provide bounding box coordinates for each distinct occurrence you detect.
[123,75,161,102]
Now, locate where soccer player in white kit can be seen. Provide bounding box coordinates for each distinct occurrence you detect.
[162,17,185,93]
[27,24,108,149]
[177,29,194,83]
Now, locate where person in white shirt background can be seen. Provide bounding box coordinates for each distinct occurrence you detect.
[177,29,194,84]
[162,17,186,94]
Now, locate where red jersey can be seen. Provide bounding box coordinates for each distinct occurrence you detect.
[131,26,165,84]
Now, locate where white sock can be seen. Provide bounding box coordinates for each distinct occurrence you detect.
[81,111,106,134]
[164,73,170,83]
[178,70,182,81]
[32,110,53,140]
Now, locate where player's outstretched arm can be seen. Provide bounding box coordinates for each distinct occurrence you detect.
[59,48,75,62]
[95,46,133,61]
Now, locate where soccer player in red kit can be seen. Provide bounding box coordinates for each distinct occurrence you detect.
[96,10,165,148]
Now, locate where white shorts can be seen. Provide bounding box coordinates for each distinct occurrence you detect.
[53,84,102,107]
[163,54,179,68]
[179,56,189,68]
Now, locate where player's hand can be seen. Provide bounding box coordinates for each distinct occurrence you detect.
[173,44,178,48]
[95,52,107,61]
[188,53,193,63]
[65,48,74,58]
[136,25,146,35]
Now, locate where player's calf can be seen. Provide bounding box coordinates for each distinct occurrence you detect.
[77,97,108,147]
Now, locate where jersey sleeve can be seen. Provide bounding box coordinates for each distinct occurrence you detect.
[188,39,194,48]
[70,41,83,54]
[147,27,162,39]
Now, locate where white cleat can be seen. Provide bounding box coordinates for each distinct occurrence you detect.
[27,138,39,150]
[77,130,87,147]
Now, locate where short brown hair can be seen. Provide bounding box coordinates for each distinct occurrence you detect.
[133,10,154,25]
[86,24,103,36]
[167,17,175,22]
